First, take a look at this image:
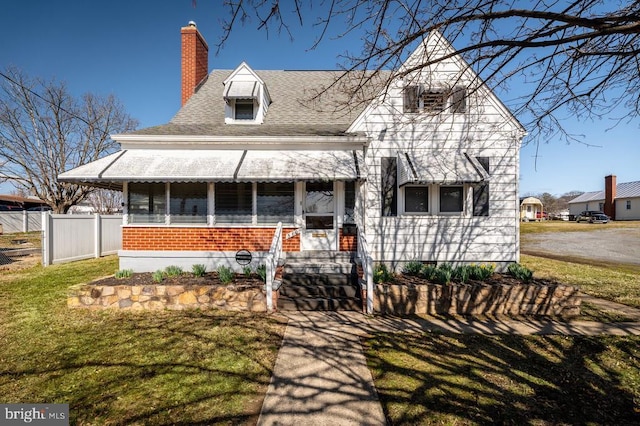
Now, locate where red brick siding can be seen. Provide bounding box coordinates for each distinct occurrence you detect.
[339,229,358,252]
[123,227,300,252]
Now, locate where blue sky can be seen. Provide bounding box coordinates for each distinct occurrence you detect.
[1,0,638,197]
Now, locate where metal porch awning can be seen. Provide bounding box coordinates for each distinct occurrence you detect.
[397,150,488,185]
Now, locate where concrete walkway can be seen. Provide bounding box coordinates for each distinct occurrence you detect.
[257,311,640,425]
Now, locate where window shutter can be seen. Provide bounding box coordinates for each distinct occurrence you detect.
[451,87,467,113]
[381,157,398,216]
[473,157,490,216]
[403,85,420,113]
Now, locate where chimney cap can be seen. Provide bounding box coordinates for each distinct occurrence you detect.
[188,21,197,27]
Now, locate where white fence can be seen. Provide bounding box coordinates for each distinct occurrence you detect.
[0,211,43,234]
[42,214,122,266]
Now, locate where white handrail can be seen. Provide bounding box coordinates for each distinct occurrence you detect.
[265,222,283,312]
[357,227,374,314]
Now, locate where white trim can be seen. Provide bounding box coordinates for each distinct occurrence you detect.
[112,134,369,147]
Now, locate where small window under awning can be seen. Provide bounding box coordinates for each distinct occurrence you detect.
[398,151,489,185]
[223,81,260,103]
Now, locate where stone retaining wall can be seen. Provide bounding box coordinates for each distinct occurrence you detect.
[373,282,581,317]
[68,283,268,312]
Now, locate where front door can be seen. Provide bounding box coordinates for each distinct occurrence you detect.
[301,181,337,250]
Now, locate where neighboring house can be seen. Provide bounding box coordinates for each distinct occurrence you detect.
[0,194,48,210]
[59,22,525,273]
[568,175,640,220]
[519,197,543,221]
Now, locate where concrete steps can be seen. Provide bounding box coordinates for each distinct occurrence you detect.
[278,251,362,312]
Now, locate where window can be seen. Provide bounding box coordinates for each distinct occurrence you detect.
[215,183,252,224]
[405,186,429,213]
[440,186,464,213]
[627,200,632,210]
[170,183,207,224]
[128,183,166,224]
[380,157,398,216]
[234,100,254,120]
[257,183,294,224]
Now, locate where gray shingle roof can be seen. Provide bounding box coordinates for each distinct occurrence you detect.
[132,69,390,137]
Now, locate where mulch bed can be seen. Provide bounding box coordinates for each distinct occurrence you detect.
[91,272,265,287]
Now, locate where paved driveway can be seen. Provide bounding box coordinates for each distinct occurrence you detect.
[522,227,640,266]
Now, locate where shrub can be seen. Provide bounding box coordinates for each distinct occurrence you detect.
[164,265,183,277]
[192,264,206,277]
[468,263,495,281]
[256,265,267,282]
[217,265,234,285]
[114,269,133,279]
[374,263,394,284]
[453,265,471,283]
[508,263,534,283]
[402,260,423,276]
[242,266,253,276]
[152,270,164,283]
[421,264,438,281]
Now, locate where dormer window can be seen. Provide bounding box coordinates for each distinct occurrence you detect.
[222,63,272,125]
[234,100,255,120]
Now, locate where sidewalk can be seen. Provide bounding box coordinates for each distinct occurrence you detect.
[257,311,640,425]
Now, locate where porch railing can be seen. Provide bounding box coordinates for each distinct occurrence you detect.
[357,227,374,314]
[265,221,283,312]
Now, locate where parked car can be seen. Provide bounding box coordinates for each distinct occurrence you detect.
[589,213,609,224]
[0,205,22,211]
[26,206,52,211]
[575,210,605,223]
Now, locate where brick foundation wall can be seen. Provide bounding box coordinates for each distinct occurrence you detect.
[122,227,300,252]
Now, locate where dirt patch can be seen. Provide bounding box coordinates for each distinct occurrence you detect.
[0,253,41,272]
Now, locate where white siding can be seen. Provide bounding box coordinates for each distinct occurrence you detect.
[353,33,522,269]
[615,197,640,220]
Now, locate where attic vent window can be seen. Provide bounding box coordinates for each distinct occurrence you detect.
[403,84,467,114]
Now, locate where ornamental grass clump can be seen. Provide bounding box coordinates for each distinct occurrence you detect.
[508,262,534,283]
[192,264,206,277]
[217,265,234,285]
[242,266,252,276]
[152,269,164,283]
[434,263,454,285]
[164,265,183,277]
[453,265,471,283]
[402,260,424,276]
[114,269,133,279]
[256,265,267,282]
[468,263,496,281]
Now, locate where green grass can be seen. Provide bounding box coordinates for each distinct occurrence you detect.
[0,231,42,248]
[521,220,640,235]
[521,254,640,308]
[0,256,285,425]
[365,332,640,425]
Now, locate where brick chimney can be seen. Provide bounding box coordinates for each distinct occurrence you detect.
[181,21,208,106]
[604,174,616,219]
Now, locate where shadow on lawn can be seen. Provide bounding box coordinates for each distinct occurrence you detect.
[365,332,640,425]
[0,309,285,425]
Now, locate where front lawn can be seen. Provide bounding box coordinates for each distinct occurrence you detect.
[521,254,640,308]
[0,256,285,425]
[365,332,640,425]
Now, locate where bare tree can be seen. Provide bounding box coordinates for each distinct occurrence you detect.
[215,1,640,143]
[86,189,123,214]
[0,67,137,213]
